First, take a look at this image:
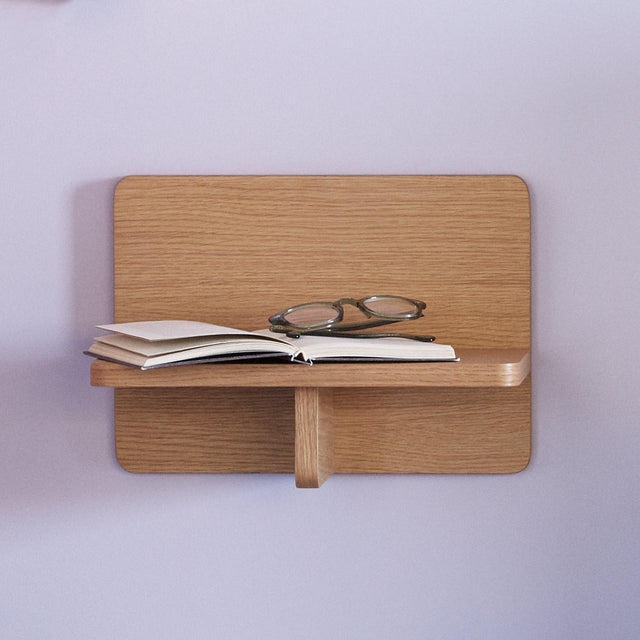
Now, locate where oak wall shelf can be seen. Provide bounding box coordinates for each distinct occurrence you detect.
[91,349,530,388]
[91,175,531,487]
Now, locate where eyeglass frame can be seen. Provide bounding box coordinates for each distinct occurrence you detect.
[268,295,435,342]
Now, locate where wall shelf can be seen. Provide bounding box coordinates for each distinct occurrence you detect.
[91,175,531,487]
[91,349,530,388]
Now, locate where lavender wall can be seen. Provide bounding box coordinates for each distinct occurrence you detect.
[2,2,638,638]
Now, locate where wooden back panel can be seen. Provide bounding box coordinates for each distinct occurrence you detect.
[111,175,531,476]
[114,175,530,349]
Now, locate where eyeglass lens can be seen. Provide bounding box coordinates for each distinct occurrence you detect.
[363,296,420,318]
[281,296,423,329]
[282,303,340,328]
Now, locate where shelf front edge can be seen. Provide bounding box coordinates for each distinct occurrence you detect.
[90,348,531,388]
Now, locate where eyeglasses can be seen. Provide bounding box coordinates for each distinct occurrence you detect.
[268,295,435,342]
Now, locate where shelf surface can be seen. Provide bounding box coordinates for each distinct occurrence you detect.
[90,348,530,389]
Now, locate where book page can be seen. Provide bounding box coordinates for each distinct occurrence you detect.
[94,333,296,357]
[253,331,456,361]
[97,320,257,341]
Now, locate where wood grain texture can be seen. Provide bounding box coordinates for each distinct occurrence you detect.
[105,175,531,478]
[331,379,531,474]
[113,175,530,348]
[294,388,334,487]
[115,388,295,473]
[112,380,530,475]
[92,349,531,388]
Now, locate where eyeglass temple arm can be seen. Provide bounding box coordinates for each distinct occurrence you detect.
[280,329,435,342]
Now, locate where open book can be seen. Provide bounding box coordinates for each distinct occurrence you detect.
[85,320,457,369]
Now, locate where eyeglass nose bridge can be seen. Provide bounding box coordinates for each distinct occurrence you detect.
[334,297,370,316]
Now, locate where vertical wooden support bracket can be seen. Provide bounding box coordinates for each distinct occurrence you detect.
[294,387,334,488]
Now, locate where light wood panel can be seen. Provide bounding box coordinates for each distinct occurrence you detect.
[101,175,531,482]
[112,381,530,476]
[92,348,531,388]
[331,380,530,474]
[294,388,334,487]
[115,388,294,473]
[113,175,530,348]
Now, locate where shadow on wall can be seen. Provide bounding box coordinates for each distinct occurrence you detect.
[1,178,279,523]
[72,179,117,341]
[0,179,117,518]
